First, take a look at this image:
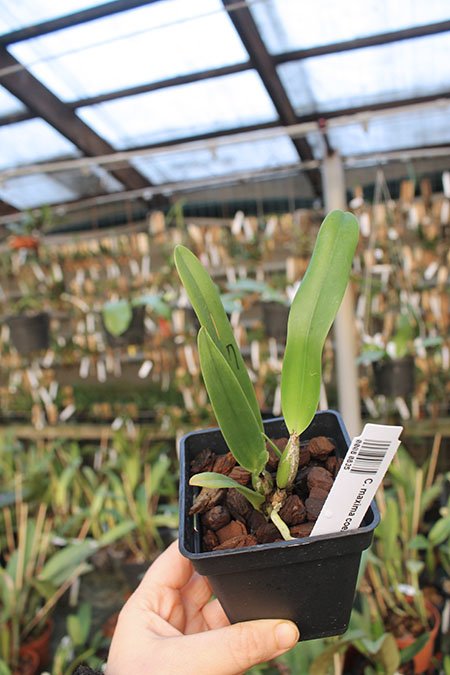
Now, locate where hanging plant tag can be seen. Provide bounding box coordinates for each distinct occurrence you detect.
[59,404,76,422]
[96,360,107,383]
[231,210,245,235]
[225,266,236,284]
[442,171,450,198]
[250,340,260,371]
[52,262,64,282]
[312,423,403,537]
[129,259,140,277]
[79,356,90,379]
[359,212,371,237]
[42,349,55,368]
[141,254,150,278]
[394,397,410,420]
[138,360,153,379]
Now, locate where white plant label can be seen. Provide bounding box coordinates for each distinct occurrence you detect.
[311,423,403,537]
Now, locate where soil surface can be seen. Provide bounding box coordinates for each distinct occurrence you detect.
[190,435,342,551]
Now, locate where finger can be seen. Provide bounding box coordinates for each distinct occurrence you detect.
[202,598,230,630]
[159,619,299,675]
[138,540,193,593]
[181,573,213,611]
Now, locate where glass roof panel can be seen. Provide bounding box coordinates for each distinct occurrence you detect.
[249,0,450,53]
[325,104,450,157]
[278,33,450,114]
[0,118,79,170]
[132,136,299,184]
[8,0,247,102]
[77,71,277,149]
[0,1,110,34]
[0,85,26,117]
[0,173,80,209]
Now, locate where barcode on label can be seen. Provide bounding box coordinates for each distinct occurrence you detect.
[350,438,391,474]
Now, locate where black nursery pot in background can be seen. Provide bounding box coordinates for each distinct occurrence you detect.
[372,356,415,398]
[262,301,290,343]
[7,312,50,355]
[179,411,380,641]
[103,305,146,348]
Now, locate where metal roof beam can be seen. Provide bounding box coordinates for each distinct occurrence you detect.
[275,20,450,64]
[0,0,164,46]
[67,62,251,109]
[0,199,17,216]
[221,0,323,197]
[0,47,150,191]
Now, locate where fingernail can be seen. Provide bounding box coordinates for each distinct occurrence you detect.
[275,622,299,650]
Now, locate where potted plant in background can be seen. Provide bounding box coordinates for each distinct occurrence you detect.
[358,309,443,400]
[360,446,445,673]
[175,210,380,641]
[225,278,291,342]
[49,602,109,675]
[6,207,52,253]
[0,494,134,673]
[101,293,171,348]
[4,295,51,356]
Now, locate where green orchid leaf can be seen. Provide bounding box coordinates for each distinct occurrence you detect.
[38,540,98,586]
[399,632,429,665]
[198,328,268,475]
[102,300,132,336]
[281,210,359,435]
[132,294,171,319]
[376,633,401,674]
[98,520,136,547]
[190,472,265,510]
[406,559,424,575]
[408,535,430,550]
[174,245,262,430]
[428,515,450,545]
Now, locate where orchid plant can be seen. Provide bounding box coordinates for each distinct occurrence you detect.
[175,210,359,540]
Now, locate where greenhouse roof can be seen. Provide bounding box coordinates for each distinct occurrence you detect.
[0,0,449,216]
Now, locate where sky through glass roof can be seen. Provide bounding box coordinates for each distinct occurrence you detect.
[0,0,448,211]
[8,0,247,101]
[77,71,277,148]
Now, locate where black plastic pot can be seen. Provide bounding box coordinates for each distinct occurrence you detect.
[179,410,380,641]
[7,312,50,355]
[262,301,290,342]
[372,356,415,398]
[103,305,145,348]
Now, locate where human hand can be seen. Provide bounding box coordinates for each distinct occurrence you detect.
[106,540,299,675]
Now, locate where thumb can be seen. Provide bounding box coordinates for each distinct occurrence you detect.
[163,619,299,675]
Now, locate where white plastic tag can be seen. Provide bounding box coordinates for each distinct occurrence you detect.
[311,423,403,537]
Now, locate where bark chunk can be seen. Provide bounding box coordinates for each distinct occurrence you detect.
[255,522,279,544]
[216,520,247,544]
[248,509,267,533]
[305,494,327,521]
[307,436,336,460]
[189,488,225,515]
[307,466,334,493]
[214,534,257,550]
[213,452,236,475]
[226,489,252,523]
[190,449,216,474]
[228,466,251,486]
[203,530,219,551]
[279,495,307,526]
[290,522,315,538]
[202,505,231,531]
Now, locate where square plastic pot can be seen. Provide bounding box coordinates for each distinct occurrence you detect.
[372,356,415,398]
[7,312,50,355]
[179,410,380,641]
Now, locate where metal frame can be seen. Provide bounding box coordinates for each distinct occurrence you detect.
[0,1,448,216]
